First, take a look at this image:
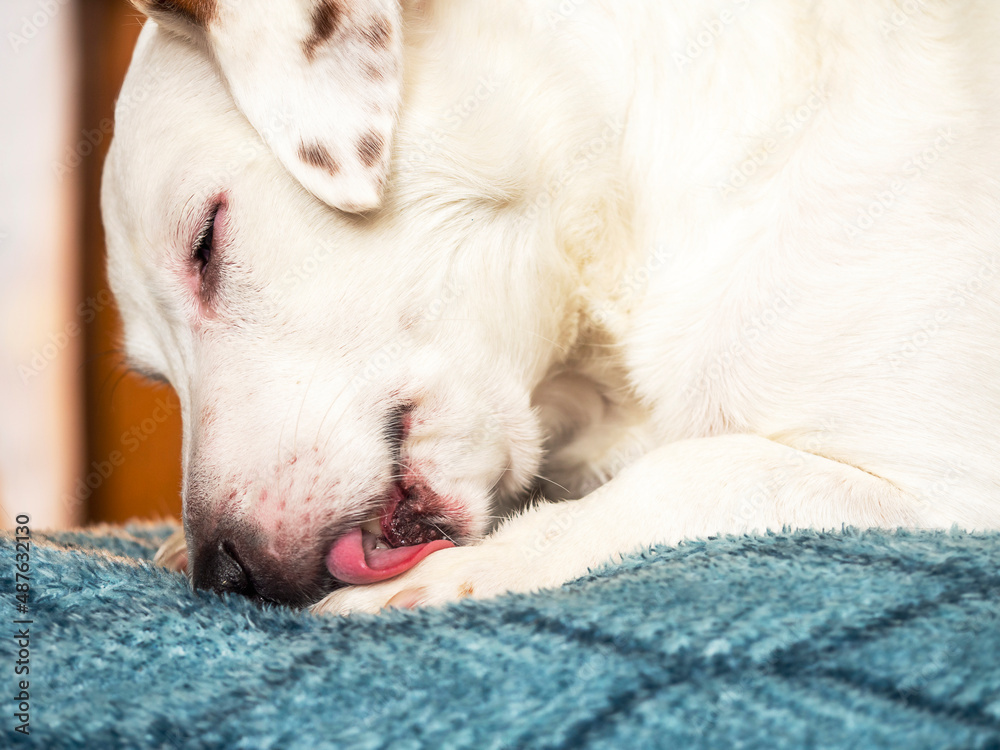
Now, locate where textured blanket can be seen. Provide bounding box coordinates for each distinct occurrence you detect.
[1,524,999,749]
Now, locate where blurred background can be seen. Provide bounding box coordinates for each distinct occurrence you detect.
[1,0,181,529]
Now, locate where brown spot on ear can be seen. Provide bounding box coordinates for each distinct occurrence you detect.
[304,0,343,61]
[357,131,384,169]
[141,0,217,26]
[298,142,340,175]
[360,17,391,50]
[363,61,385,82]
[458,583,474,598]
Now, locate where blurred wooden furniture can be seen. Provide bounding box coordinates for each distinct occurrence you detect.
[79,0,183,523]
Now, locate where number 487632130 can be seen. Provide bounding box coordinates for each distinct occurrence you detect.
[14,514,30,612]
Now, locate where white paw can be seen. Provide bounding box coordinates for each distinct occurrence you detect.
[311,543,530,616]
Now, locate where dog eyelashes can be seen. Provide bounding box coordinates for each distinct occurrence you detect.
[192,201,225,305]
[192,202,220,272]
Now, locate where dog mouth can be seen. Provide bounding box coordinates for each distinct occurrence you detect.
[326,481,456,585]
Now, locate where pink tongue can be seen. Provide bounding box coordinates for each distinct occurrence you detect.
[327,527,454,585]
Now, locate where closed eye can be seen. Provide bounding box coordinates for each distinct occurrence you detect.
[193,202,221,272]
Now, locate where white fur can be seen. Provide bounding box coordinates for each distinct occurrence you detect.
[103,0,1000,614]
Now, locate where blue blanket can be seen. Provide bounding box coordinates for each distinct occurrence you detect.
[2,524,999,748]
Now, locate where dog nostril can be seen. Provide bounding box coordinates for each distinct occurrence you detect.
[193,539,256,598]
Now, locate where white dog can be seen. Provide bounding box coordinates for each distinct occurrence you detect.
[103,0,1000,615]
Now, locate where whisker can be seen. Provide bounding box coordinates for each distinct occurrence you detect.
[426,520,459,545]
[530,472,572,495]
[485,459,514,495]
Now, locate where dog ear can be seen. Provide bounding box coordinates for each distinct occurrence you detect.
[130,0,402,213]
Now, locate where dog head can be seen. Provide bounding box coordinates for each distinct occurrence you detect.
[102,2,601,606]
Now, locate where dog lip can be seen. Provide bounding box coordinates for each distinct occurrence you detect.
[325,480,458,585]
[378,482,403,547]
[324,408,459,586]
[378,482,406,544]
[380,480,455,548]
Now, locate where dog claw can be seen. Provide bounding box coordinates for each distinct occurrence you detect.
[385,588,426,610]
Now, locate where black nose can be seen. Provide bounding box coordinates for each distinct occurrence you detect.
[192,540,257,599]
[189,530,334,607]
